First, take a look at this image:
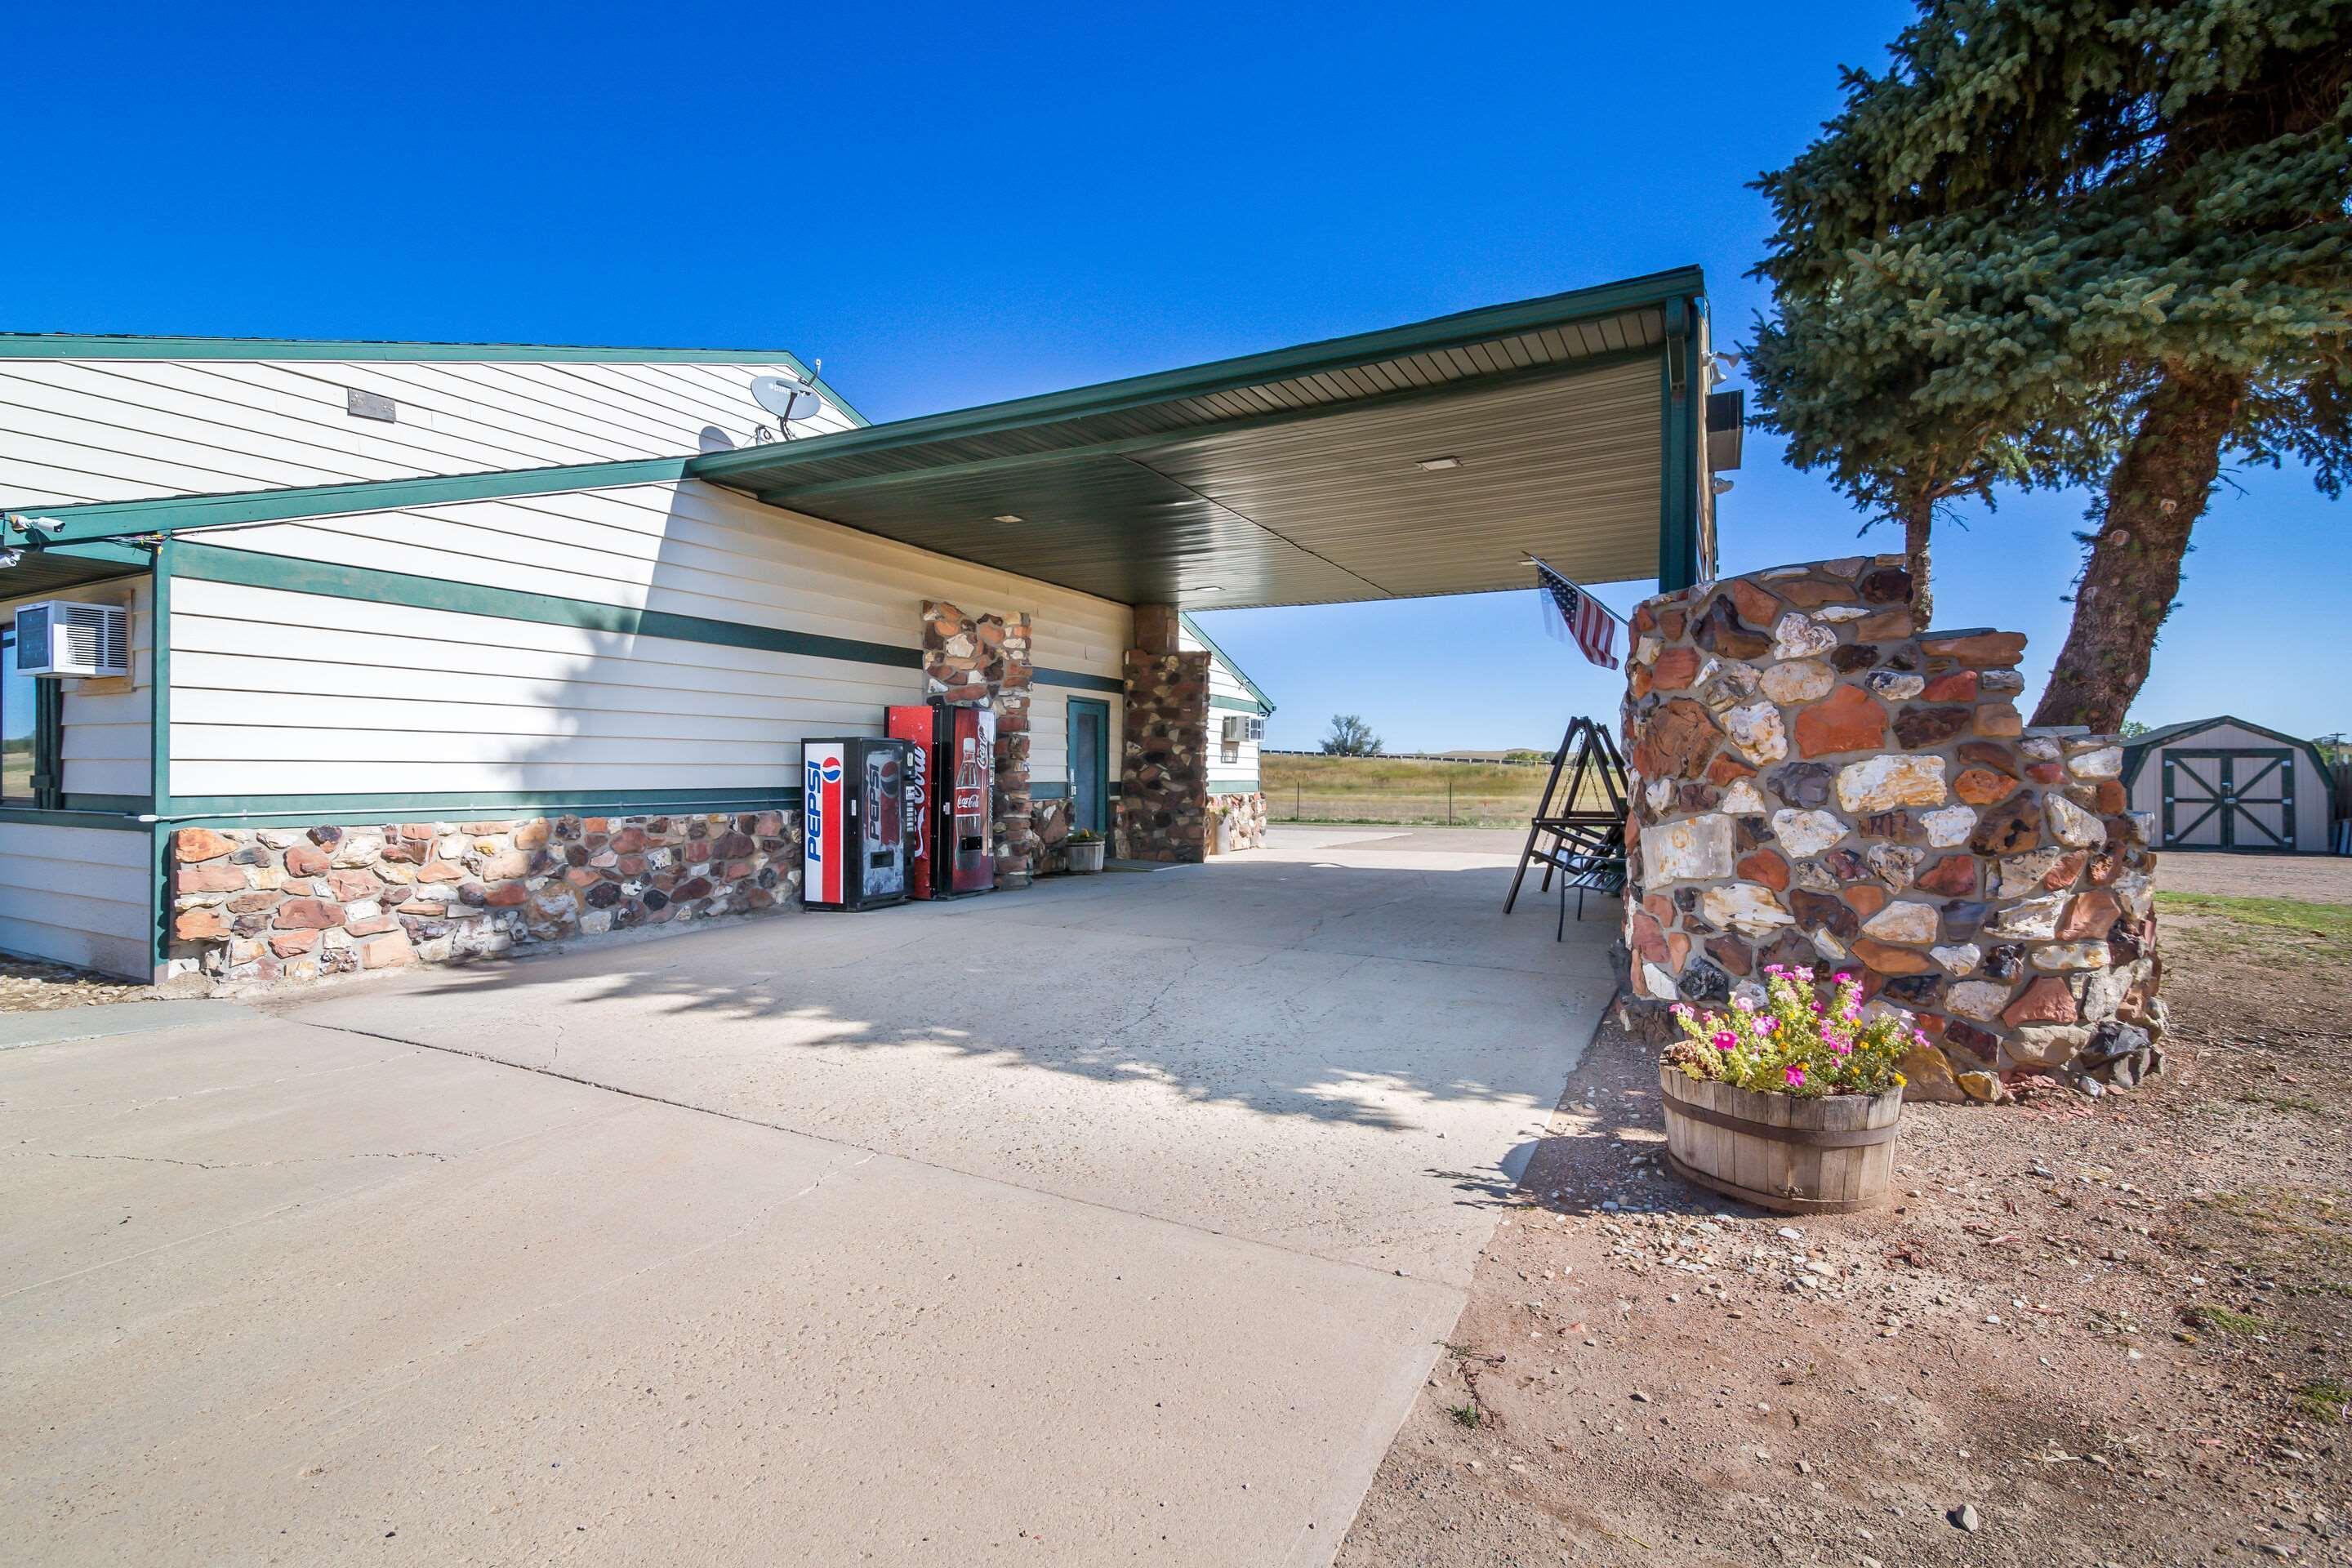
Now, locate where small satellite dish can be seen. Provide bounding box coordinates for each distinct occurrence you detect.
[751,373,826,425]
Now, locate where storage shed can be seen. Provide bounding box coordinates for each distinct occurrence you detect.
[2120,715,2336,853]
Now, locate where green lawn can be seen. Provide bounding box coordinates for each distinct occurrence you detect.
[2155,892,2352,963]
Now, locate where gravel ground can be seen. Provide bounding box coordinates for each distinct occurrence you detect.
[2163,852,2352,903]
[1340,896,2352,1566]
[0,956,156,1012]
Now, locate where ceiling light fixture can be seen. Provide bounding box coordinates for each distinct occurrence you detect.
[1415,455,1462,471]
[991,514,1023,523]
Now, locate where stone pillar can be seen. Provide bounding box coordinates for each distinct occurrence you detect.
[922,599,1039,885]
[1119,639,1210,863]
[1619,555,2162,1102]
[1134,603,1182,655]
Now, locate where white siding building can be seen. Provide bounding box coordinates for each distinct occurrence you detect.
[0,335,1272,980]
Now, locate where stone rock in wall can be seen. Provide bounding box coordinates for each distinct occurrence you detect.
[1637,698,1722,780]
[1641,815,1735,883]
[2046,793,2108,849]
[1953,767,2016,806]
[1859,900,1940,946]
[1699,884,1793,936]
[1758,659,1833,703]
[2032,940,2111,971]
[1944,979,2011,1021]
[1720,778,1766,815]
[1988,894,2066,940]
[1767,761,1837,809]
[1848,937,1934,975]
[1864,843,1924,888]
[1794,687,1886,759]
[1771,613,1838,660]
[1863,670,1925,701]
[1891,705,1971,748]
[1970,799,2042,857]
[1931,942,1983,976]
[1722,702,1788,764]
[2069,745,2125,779]
[1835,755,1947,813]
[2002,976,2078,1026]
[1921,804,1977,848]
[1771,808,1846,860]
[1694,596,1771,659]
[1898,1043,1967,1102]
[1921,630,2028,666]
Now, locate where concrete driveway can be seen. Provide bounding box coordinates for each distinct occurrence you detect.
[2,828,1615,1566]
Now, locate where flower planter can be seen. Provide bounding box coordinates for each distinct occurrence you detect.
[1066,840,1106,874]
[1658,1066,1904,1214]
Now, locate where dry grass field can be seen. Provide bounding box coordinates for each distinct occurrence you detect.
[1260,751,1619,827]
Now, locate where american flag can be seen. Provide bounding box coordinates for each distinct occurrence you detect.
[1532,557,1620,670]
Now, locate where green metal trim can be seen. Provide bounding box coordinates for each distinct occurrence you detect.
[148,538,172,971]
[1207,777,1262,795]
[0,804,147,831]
[1655,296,1702,592]
[5,456,701,548]
[156,786,804,829]
[0,334,866,426]
[1179,612,1276,714]
[1209,694,1267,715]
[172,542,924,671]
[147,821,171,978]
[61,792,149,813]
[691,266,1703,489]
[1029,782,1068,800]
[1035,666,1124,695]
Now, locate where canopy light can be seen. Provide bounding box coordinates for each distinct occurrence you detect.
[1415,455,1463,471]
[991,514,1024,523]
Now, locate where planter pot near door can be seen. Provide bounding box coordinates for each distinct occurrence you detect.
[1659,1067,1904,1214]
[1067,840,1106,874]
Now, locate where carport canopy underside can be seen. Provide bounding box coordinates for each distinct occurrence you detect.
[689,267,1708,610]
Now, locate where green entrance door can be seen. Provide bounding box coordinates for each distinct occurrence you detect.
[1068,699,1109,836]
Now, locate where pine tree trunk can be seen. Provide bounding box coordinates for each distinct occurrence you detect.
[2032,368,2247,733]
[1903,497,1934,629]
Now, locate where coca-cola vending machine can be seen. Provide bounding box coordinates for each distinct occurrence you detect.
[884,702,996,898]
[800,737,912,911]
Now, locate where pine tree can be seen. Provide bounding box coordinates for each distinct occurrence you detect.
[1748,0,2351,724]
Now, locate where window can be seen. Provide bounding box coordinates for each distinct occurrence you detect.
[1,621,59,807]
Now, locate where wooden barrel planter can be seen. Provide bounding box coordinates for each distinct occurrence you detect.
[1658,1067,1904,1214]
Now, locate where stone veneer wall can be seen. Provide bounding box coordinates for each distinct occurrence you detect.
[167,811,799,986]
[1120,645,1212,863]
[1209,791,1269,853]
[1620,555,2164,1101]
[921,599,1039,884]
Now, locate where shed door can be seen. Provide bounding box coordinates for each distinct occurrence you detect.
[2162,748,2293,851]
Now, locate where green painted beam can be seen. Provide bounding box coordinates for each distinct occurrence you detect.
[0,805,148,831]
[171,541,924,671]
[154,786,805,829]
[4,457,700,549]
[1180,612,1276,714]
[1035,667,1124,695]
[1655,296,1703,593]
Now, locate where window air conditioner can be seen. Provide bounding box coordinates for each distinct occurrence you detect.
[1220,713,1265,743]
[13,600,131,678]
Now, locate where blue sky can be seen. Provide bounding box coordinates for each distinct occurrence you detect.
[5,2,2339,752]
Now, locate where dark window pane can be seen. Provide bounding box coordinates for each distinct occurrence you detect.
[1,628,33,804]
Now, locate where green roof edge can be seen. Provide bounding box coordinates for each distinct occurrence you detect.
[685,265,1705,488]
[2118,713,2332,797]
[1179,611,1275,715]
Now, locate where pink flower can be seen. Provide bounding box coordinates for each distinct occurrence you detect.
[1913,1030,1931,1047]
[1784,1065,1806,1086]
[1842,1005,1864,1022]
[1755,1017,1777,1034]
[1733,996,1757,1012]
[1711,1031,1737,1052]
[1670,1003,1694,1018]
[1833,972,1853,983]
[1810,1001,1826,1016]
[1830,1039,1853,1055]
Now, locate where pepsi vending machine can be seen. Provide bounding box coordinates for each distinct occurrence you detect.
[800,737,912,911]
[884,702,996,898]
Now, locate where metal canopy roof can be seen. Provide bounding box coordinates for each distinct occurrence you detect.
[688,267,1712,608]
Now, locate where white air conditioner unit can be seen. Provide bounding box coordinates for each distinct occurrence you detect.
[1221,713,1265,743]
[13,600,131,678]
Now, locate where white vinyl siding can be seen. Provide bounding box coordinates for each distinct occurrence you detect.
[0,821,149,977]
[169,479,1128,800]
[0,355,858,507]
[2,577,152,800]
[1180,626,1264,793]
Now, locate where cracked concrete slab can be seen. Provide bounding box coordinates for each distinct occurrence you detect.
[2,835,1610,1564]
[277,835,1614,1283]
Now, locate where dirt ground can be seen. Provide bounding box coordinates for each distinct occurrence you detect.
[1339,875,2352,1566]
[2161,853,2352,904]
[0,954,155,1012]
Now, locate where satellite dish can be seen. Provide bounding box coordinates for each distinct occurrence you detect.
[751,373,826,425]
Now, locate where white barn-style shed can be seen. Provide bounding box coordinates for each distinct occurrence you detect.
[2121,715,2336,853]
